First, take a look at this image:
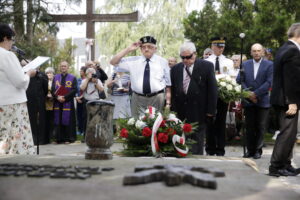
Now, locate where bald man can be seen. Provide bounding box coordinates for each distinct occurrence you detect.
[237,43,273,159]
[51,61,77,144]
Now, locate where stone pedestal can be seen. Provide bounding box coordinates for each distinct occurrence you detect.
[85,100,114,160]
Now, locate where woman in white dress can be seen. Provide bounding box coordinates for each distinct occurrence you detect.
[0,24,36,154]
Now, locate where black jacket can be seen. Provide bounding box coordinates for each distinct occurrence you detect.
[170,59,218,124]
[271,41,300,106]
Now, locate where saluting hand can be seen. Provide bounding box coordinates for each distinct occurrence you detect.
[286,104,297,116]
[127,41,141,52]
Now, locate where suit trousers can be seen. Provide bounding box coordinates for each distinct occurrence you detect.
[270,107,299,170]
[205,98,228,156]
[244,106,269,155]
[131,92,165,118]
[191,124,206,155]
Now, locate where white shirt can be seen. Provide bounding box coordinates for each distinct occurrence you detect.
[206,54,234,75]
[183,64,194,91]
[81,79,103,101]
[288,39,300,51]
[253,59,262,79]
[116,54,171,94]
[0,47,30,106]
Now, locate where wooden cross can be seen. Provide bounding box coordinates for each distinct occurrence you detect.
[49,0,139,60]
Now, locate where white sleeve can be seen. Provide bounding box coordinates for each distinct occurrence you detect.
[97,79,103,87]
[3,52,30,90]
[115,57,131,71]
[163,60,171,86]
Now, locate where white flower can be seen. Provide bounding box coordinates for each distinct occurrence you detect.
[135,120,146,129]
[231,79,237,86]
[226,84,233,90]
[168,113,177,120]
[235,85,241,92]
[225,75,232,81]
[127,118,135,125]
[220,81,226,87]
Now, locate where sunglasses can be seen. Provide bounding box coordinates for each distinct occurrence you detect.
[180,54,194,60]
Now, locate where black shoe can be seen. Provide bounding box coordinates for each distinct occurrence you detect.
[243,152,254,158]
[286,165,300,175]
[253,152,261,159]
[269,169,297,177]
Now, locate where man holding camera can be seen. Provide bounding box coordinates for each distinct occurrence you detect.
[80,67,104,135]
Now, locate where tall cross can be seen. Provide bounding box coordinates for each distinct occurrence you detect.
[49,0,139,60]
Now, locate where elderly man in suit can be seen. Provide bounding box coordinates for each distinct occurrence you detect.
[268,23,300,177]
[237,43,273,159]
[170,41,218,155]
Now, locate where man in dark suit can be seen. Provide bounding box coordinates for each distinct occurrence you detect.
[268,23,300,177]
[237,43,273,159]
[170,41,218,155]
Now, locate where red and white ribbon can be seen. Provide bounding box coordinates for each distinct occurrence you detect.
[172,134,189,157]
[151,113,162,155]
[149,105,189,157]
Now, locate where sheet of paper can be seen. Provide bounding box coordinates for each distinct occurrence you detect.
[22,56,50,72]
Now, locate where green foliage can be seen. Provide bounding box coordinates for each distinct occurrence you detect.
[96,0,191,60]
[183,0,300,57]
[51,38,77,75]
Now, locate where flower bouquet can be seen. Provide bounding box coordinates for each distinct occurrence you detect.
[216,74,251,103]
[117,106,197,157]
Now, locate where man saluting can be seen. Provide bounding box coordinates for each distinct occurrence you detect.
[110,36,171,118]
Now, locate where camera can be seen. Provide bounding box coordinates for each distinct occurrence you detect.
[92,74,98,78]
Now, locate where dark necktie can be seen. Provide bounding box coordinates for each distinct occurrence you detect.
[215,56,220,73]
[143,58,151,94]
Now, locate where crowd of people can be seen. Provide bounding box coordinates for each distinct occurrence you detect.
[1,22,300,177]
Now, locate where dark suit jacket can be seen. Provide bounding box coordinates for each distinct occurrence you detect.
[271,41,300,106]
[170,59,218,124]
[237,59,273,108]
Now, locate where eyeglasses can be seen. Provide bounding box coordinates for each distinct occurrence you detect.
[141,45,155,50]
[180,54,194,60]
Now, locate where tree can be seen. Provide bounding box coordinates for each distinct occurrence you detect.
[0,0,81,73]
[52,38,77,74]
[183,0,300,57]
[96,0,191,60]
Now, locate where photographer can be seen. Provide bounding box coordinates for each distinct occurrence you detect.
[80,68,104,137]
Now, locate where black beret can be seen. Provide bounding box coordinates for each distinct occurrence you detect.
[140,36,157,45]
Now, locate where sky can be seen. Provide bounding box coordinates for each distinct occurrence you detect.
[52,0,205,39]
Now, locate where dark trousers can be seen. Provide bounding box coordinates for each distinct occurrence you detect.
[205,99,228,156]
[191,124,206,155]
[244,106,269,155]
[76,101,84,134]
[270,107,298,170]
[45,110,54,142]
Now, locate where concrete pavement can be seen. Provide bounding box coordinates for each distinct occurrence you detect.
[0,142,299,200]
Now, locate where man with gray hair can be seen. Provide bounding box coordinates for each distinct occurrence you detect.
[110,36,171,118]
[268,23,300,176]
[170,41,218,155]
[203,48,213,59]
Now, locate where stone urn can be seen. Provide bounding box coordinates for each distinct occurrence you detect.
[85,100,115,160]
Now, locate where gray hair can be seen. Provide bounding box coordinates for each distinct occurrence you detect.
[287,23,300,38]
[180,42,196,54]
[203,48,213,55]
[86,67,96,75]
[45,67,54,74]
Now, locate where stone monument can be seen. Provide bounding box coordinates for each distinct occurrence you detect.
[85,100,115,160]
